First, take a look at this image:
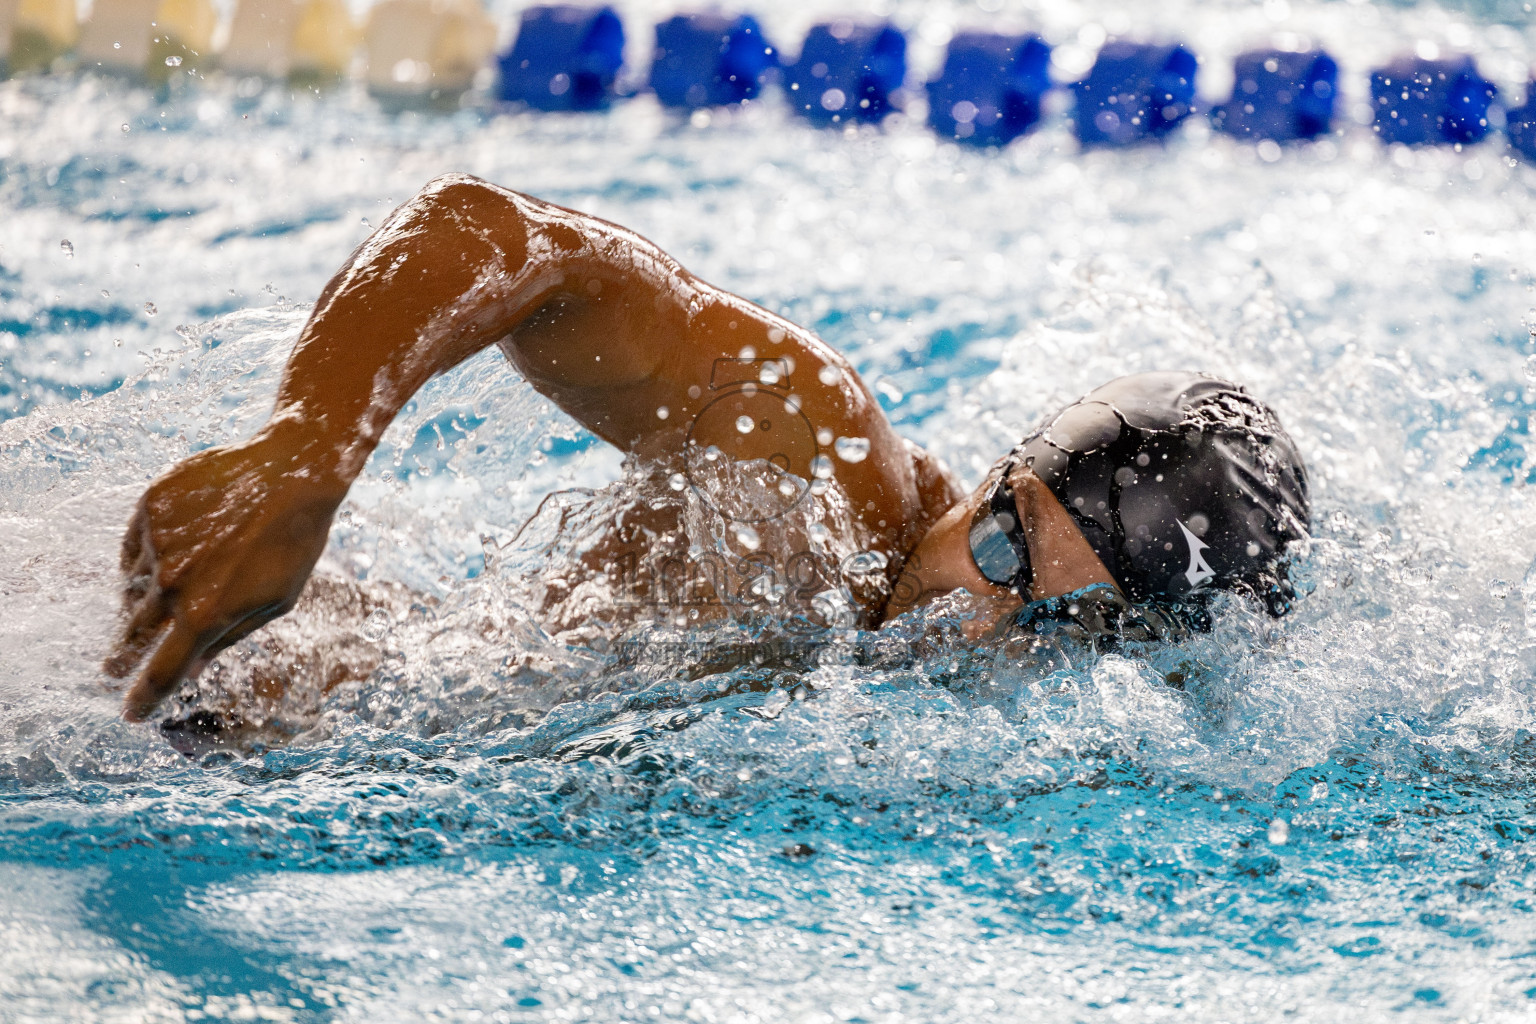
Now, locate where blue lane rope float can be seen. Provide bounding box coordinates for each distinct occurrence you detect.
[783,20,906,125]
[496,4,624,111]
[1211,48,1338,142]
[1070,41,1199,147]
[1370,54,1498,145]
[926,31,1052,147]
[1507,82,1536,162]
[650,12,777,109]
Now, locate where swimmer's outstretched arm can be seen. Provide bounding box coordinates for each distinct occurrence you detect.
[109,174,959,720]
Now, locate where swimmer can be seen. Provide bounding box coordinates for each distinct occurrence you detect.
[105,175,1310,722]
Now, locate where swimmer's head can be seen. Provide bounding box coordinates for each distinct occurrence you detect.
[1012,371,1310,615]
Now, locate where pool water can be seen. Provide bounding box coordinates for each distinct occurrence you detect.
[6,0,1536,1020]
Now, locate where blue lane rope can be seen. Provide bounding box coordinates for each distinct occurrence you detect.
[781,20,906,126]
[650,12,775,109]
[1069,41,1199,147]
[1211,49,1338,143]
[488,8,1528,157]
[1510,97,1536,159]
[926,31,1051,146]
[496,4,625,111]
[1370,55,1498,145]
[7,2,1533,160]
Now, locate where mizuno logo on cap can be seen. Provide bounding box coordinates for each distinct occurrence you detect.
[1178,520,1216,589]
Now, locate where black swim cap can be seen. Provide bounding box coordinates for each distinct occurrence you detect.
[1015,372,1310,615]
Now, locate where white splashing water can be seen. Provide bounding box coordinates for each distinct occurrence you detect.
[2,0,1536,1019]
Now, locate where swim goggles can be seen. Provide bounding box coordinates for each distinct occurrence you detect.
[967,458,1033,600]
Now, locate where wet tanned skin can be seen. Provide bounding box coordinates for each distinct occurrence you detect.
[106,175,1113,721]
[886,463,1120,637]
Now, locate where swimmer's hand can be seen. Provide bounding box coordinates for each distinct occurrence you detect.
[104,423,345,721]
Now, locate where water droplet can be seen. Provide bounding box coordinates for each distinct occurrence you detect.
[164,55,182,67]
[807,522,832,547]
[1310,782,1329,801]
[733,523,761,551]
[735,414,755,434]
[59,240,73,258]
[143,302,157,316]
[811,454,834,479]
[120,123,130,133]
[834,436,871,463]
[777,478,798,498]
[1524,355,1536,382]
[767,327,786,344]
[1266,818,1290,845]
[747,573,779,602]
[844,550,888,575]
[811,589,855,627]
[655,405,669,420]
[1521,557,1536,637]
[818,365,842,386]
[669,472,686,492]
[361,607,391,642]
[1489,578,1512,599]
[759,362,781,385]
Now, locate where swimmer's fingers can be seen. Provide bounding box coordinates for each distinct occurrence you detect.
[118,508,157,608]
[119,502,148,574]
[120,598,292,721]
[102,586,172,680]
[122,619,205,723]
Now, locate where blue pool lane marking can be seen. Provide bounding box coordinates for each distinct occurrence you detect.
[496,3,625,111]
[649,12,777,109]
[1070,41,1199,147]
[1210,49,1339,143]
[783,20,906,125]
[1370,54,1499,146]
[925,31,1052,147]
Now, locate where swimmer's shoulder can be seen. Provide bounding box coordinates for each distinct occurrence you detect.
[903,438,965,530]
